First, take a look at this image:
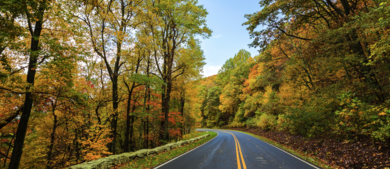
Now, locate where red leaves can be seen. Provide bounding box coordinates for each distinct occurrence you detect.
[169,128,181,138]
[158,111,183,126]
[0,139,9,144]
[151,93,161,99]
[168,112,183,126]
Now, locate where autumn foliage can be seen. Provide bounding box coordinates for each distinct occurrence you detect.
[0,0,209,168]
[191,0,390,168]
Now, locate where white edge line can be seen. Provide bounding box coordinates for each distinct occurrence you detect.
[235,131,321,169]
[154,132,219,169]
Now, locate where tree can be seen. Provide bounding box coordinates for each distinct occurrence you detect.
[243,0,387,102]
[144,0,211,141]
[77,0,142,154]
[7,0,80,167]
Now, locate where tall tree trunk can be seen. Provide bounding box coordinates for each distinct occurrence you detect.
[123,57,141,152]
[130,105,136,151]
[161,53,174,141]
[145,116,149,148]
[46,105,57,169]
[8,5,45,168]
[143,55,150,148]
[160,91,166,143]
[123,81,134,152]
[110,50,121,154]
[180,90,185,138]
[74,129,81,163]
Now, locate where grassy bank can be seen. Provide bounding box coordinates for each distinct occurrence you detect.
[116,131,217,169]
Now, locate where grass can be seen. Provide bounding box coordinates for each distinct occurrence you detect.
[118,131,217,169]
[228,129,334,169]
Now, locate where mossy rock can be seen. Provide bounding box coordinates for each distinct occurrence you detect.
[176,141,185,147]
[161,145,171,151]
[68,163,91,169]
[122,152,137,160]
[147,149,157,155]
[68,133,212,169]
[170,143,178,149]
[106,154,128,165]
[154,147,165,153]
[163,143,174,151]
[136,149,150,158]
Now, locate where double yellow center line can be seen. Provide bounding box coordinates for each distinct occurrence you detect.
[225,131,247,169]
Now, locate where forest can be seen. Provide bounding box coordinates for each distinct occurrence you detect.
[0,0,210,168]
[1,0,390,168]
[194,0,390,167]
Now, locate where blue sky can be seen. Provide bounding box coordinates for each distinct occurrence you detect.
[197,0,263,77]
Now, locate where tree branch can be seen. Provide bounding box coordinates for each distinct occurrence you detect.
[0,105,24,130]
[273,25,312,41]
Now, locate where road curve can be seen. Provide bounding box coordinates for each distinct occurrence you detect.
[154,129,320,169]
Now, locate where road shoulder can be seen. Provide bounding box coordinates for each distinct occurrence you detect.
[117,131,218,169]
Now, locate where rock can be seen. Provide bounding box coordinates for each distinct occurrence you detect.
[106,154,128,165]
[176,141,184,147]
[68,163,90,169]
[68,133,212,169]
[122,152,137,160]
[136,149,149,158]
[170,143,178,149]
[155,147,165,153]
[147,149,157,155]
[163,143,174,151]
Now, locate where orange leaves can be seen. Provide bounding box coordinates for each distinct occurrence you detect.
[0,139,10,144]
[81,135,112,161]
[151,93,162,99]
[169,128,181,138]
[146,100,161,109]
[159,111,183,126]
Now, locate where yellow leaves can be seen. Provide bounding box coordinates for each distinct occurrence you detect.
[261,85,273,105]
[379,112,386,116]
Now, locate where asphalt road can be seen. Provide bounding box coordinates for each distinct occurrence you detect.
[155,129,320,169]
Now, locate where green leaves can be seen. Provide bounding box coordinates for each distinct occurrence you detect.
[128,73,165,86]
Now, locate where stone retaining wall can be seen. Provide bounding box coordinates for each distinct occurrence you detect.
[68,134,210,169]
